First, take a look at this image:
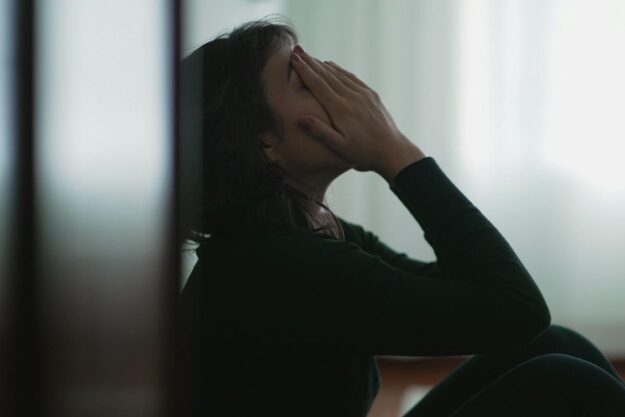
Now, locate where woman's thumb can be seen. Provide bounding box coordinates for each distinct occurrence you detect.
[297,116,345,152]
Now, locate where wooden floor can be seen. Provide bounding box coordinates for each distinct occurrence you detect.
[368,356,625,417]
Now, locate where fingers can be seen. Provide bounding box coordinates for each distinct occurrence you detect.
[292,45,375,100]
[293,48,355,97]
[325,61,372,93]
[322,60,370,95]
[297,116,348,157]
[290,52,345,114]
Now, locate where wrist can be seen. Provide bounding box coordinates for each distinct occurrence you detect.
[377,140,427,184]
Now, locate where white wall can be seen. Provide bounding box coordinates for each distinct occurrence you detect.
[183,0,285,57]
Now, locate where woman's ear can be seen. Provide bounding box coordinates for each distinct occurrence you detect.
[259,132,281,163]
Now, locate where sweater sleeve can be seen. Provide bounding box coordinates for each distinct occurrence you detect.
[207,156,551,356]
[337,216,445,279]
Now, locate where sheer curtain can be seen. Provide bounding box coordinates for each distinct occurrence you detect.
[183,0,625,355]
[452,0,625,354]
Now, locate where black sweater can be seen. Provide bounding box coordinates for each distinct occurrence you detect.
[178,156,551,417]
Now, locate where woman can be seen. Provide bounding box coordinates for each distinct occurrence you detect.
[178,16,625,417]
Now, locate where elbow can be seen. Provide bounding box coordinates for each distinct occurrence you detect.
[502,294,552,350]
[529,290,552,336]
[536,300,551,334]
[504,268,553,346]
[526,300,552,340]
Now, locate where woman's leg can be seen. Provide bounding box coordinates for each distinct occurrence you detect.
[403,324,624,417]
[449,353,625,417]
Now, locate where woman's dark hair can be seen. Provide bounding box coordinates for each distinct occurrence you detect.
[179,15,345,247]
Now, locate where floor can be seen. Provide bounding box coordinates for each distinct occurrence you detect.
[368,356,625,417]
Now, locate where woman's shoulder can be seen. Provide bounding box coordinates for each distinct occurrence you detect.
[335,216,368,246]
[192,217,372,272]
[189,228,363,295]
[275,217,369,248]
[195,226,344,256]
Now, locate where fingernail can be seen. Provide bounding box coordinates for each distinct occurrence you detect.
[294,45,304,54]
[297,117,312,130]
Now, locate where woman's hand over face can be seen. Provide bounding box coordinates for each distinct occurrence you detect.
[290,45,418,174]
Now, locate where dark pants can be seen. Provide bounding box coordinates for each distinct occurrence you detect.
[402,324,625,417]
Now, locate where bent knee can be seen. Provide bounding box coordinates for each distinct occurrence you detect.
[549,323,584,338]
[534,323,593,348]
[512,353,625,395]
[509,353,595,385]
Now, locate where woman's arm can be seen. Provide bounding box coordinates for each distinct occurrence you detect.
[338,216,445,279]
[201,157,551,357]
